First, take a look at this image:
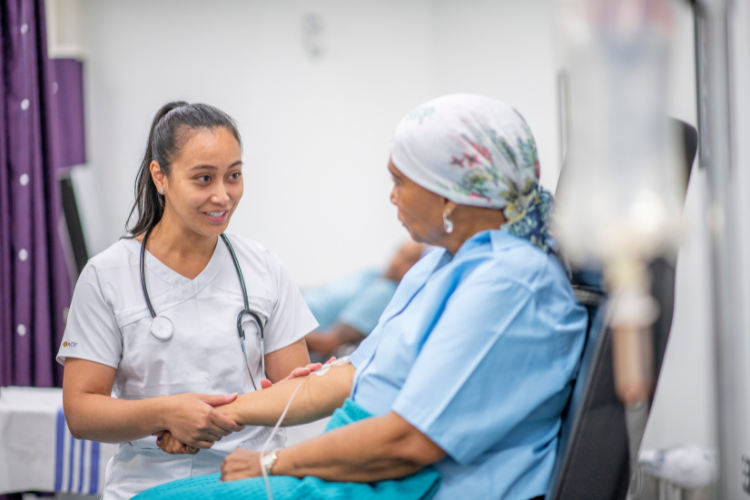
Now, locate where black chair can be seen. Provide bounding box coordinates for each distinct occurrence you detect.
[546,120,698,500]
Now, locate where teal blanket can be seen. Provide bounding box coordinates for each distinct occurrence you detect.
[134,398,441,500]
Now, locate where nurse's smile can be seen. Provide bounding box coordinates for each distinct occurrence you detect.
[204,210,229,224]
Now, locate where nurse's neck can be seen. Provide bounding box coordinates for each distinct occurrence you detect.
[138,212,219,280]
[440,205,506,256]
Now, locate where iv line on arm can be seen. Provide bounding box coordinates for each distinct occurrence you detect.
[259,357,352,500]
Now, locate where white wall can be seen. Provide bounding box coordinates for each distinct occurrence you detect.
[70,0,715,452]
[76,0,560,288]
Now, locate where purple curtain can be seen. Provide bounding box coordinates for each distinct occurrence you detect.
[0,0,72,389]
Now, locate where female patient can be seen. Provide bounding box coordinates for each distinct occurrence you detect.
[155,94,588,500]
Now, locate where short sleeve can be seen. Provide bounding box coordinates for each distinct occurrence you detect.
[337,278,397,336]
[391,261,586,465]
[263,251,319,353]
[57,264,123,368]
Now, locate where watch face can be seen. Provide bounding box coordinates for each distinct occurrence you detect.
[261,451,277,473]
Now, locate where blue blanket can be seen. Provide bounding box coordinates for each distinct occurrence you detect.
[134,398,441,500]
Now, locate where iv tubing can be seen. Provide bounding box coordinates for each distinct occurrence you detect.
[259,373,311,500]
[259,357,350,500]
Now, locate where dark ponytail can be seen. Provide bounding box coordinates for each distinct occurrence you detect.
[126,101,242,236]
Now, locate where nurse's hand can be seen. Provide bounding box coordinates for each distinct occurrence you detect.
[154,431,199,455]
[258,360,334,389]
[165,393,246,449]
[220,449,262,481]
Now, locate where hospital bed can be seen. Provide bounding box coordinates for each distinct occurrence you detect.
[546,119,698,499]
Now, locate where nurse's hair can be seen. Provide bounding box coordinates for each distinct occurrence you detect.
[126,101,242,236]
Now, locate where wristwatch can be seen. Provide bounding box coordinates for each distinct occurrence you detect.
[261,448,281,475]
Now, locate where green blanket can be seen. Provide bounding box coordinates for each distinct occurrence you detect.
[134,398,441,500]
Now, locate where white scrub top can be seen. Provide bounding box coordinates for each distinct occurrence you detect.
[56,233,318,500]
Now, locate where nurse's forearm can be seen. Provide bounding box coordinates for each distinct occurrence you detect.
[219,363,355,427]
[63,358,241,447]
[63,358,171,443]
[64,392,174,443]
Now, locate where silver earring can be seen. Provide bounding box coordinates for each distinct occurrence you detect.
[159,188,164,195]
[443,211,454,234]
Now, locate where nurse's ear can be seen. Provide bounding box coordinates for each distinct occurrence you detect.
[150,161,168,195]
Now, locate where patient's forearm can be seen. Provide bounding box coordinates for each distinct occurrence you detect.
[218,364,355,427]
[271,411,446,482]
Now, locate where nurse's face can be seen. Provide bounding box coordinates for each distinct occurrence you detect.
[161,127,243,237]
[389,161,446,245]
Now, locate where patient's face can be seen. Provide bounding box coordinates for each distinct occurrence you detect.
[388,161,445,246]
[161,127,243,238]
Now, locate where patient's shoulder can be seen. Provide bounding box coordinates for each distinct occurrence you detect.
[478,233,570,294]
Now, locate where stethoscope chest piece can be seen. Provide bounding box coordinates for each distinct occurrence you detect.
[150,315,174,341]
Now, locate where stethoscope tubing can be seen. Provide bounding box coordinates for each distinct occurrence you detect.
[139,228,158,319]
[139,229,266,390]
[222,233,267,386]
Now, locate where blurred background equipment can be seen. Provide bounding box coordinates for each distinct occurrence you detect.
[556,7,684,482]
[556,0,750,498]
[301,12,325,58]
[53,57,89,276]
[690,0,750,498]
[549,116,697,500]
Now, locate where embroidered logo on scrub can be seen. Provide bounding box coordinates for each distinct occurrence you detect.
[63,341,78,348]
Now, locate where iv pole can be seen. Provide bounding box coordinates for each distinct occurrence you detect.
[694,0,743,497]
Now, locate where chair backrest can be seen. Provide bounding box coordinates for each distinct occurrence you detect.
[547,273,631,500]
[546,119,697,500]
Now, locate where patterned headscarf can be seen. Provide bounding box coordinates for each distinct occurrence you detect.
[389,94,556,254]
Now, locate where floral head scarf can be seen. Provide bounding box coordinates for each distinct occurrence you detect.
[389,94,556,254]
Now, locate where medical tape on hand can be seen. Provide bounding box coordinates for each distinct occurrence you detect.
[260,357,352,500]
[313,356,351,377]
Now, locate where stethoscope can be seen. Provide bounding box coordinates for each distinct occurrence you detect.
[139,229,266,390]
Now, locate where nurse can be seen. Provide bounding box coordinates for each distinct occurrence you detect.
[58,102,320,499]
[151,94,589,500]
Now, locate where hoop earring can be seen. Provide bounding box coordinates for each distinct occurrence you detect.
[443,211,454,234]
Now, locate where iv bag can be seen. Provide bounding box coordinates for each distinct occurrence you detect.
[555,0,684,267]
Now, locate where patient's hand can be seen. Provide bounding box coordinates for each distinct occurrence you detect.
[258,360,334,389]
[154,431,199,455]
[220,449,263,481]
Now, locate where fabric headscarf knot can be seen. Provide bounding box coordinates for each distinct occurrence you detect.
[389,93,556,254]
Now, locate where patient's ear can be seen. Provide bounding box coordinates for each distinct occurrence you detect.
[442,198,458,215]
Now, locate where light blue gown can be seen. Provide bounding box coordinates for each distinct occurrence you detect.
[350,229,588,500]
